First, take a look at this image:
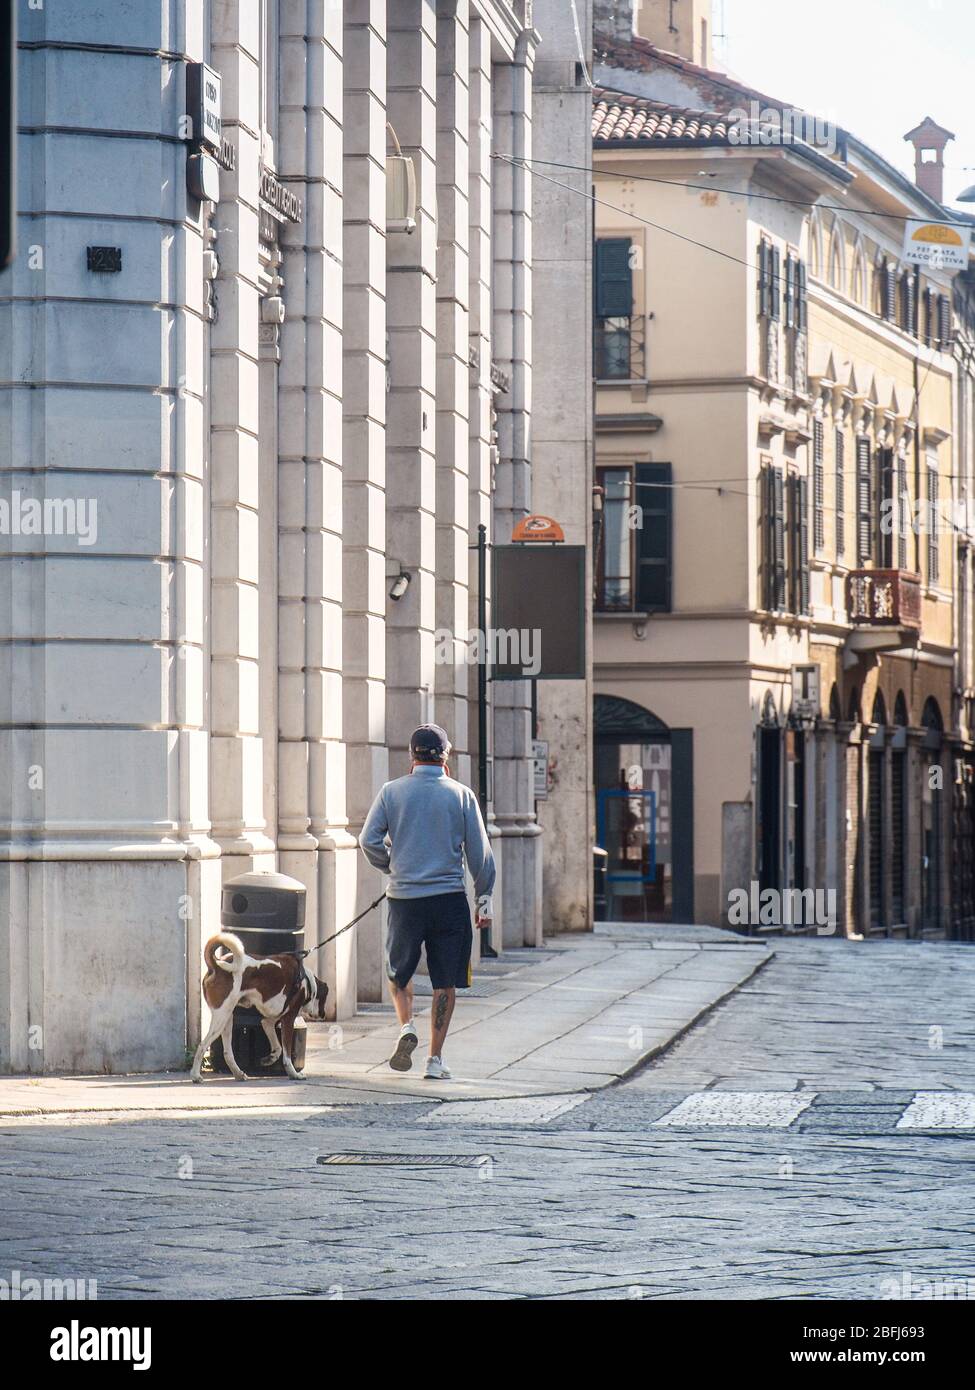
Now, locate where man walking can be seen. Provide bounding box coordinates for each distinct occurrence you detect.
[360,725,496,1079]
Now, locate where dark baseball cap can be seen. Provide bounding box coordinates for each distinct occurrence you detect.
[410,723,451,760]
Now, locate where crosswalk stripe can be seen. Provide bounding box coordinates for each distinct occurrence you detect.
[421,1093,590,1126]
[653,1091,816,1128]
[896,1092,975,1130]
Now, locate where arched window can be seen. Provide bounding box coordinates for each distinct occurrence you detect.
[828,683,841,720]
[847,686,861,722]
[809,212,823,279]
[871,690,887,726]
[828,219,845,292]
[893,690,909,726]
[851,238,867,305]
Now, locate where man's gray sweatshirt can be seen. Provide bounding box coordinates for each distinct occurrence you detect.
[360,765,496,914]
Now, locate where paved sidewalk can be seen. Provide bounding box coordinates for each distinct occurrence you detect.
[0,928,771,1117]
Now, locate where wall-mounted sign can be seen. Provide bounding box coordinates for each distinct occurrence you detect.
[187,152,220,204]
[259,166,302,225]
[511,514,565,542]
[532,740,549,800]
[186,63,222,154]
[902,217,971,271]
[791,663,820,721]
[86,246,122,273]
[492,544,586,680]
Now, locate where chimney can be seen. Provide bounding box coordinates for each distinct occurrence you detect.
[634,0,713,66]
[903,117,955,206]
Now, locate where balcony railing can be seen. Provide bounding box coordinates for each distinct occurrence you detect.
[846,569,922,628]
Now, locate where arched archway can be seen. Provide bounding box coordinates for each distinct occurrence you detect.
[867,690,888,929]
[921,698,944,932]
[828,683,841,720]
[593,694,693,924]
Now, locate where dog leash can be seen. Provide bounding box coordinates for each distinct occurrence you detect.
[296,891,387,960]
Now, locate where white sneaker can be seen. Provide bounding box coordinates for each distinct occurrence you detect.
[389,1021,418,1072]
[424,1055,452,1080]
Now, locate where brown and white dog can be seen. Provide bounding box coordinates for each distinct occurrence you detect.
[191,933,329,1083]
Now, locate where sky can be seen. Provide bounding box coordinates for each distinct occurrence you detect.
[714,0,975,206]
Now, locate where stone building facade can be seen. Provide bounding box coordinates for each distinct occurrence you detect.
[0,0,593,1073]
[589,20,966,939]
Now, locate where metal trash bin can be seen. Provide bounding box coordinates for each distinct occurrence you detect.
[207,871,308,1077]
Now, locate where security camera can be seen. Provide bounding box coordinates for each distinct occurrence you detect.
[389,572,411,601]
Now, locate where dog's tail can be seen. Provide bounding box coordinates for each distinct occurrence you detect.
[203,932,245,977]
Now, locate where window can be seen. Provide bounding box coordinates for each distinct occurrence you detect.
[758,238,780,319]
[762,461,786,612]
[595,238,634,379]
[937,293,952,350]
[896,452,909,571]
[789,472,810,614]
[927,456,940,584]
[595,464,672,612]
[879,259,897,322]
[877,446,895,569]
[899,269,917,336]
[596,468,633,610]
[835,427,846,557]
[635,463,672,612]
[856,435,873,565]
[812,418,825,552]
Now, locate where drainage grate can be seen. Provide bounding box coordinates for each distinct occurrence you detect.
[317,1152,492,1168]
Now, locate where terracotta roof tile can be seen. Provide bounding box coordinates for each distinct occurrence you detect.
[592,88,732,146]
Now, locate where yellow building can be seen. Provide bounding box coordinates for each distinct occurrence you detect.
[589,33,962,938]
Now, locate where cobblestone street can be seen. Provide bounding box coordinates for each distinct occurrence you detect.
[2,938,974,1300]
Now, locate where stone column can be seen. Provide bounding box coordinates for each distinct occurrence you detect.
[209,1,274,871]
[531,0,594,934]
[0,0,218,1073]
[343,0,389,1001]
[435,1,472,786]
[278,0,358,1016]
[492,31,543,947]
[467,17,502,945]
[386,1,439,772]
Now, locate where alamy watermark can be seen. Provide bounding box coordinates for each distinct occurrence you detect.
[728,102,838,155]
[1,1267,97,1300]
[727,880,837,934]
[0,492,98,546]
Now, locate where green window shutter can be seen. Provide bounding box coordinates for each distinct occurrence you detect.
[595,237,633,319]
[758,240,770,317]
[856,435,872,564]
[770,245,781,321]
[896,454,908,571]
[772,465,786,610]
[798,475,810,614]
[796,260,807,332]
[835,427,845,557]
[928,464,940,583]
[813,418,825,552]
[635,463,672,612]
[937,293,952,349]
[878,446,894,568]
[784,254,796,330]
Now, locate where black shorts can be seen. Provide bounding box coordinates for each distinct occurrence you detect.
[386,892,473,990]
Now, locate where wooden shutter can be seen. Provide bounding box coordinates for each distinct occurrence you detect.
[784,254,796,329]
[758,240,770,318]
[896,453,908,571]
[772,465,785,609]
[856,435,872,564]
[770,245,781,321]
[928,463,940,583]
[937,293,952,349]
[635,463,672,612]
[796,260,807,332]
[882,260,897,322]
[900,269,917,336]
[798,475,810,613]
[878,446,894,568]
[835,427,845,557]
[594,238,633,319]
[812,419,825,552]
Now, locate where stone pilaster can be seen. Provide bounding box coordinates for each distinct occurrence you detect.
[209,1,273,867]
[343,0,389,1001]
[386,1,439,772]
[531,0,594,934]
[435,1,473,787]
[278,0,358,1016]
[492,31,543,947]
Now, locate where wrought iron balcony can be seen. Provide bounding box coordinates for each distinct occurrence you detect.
[846,569,922,628]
